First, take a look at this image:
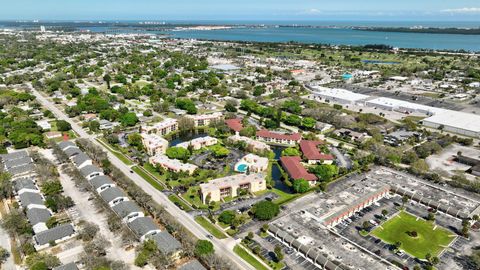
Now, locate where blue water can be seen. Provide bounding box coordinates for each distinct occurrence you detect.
[362,60,400,64]
[170,27,480,51]
[342,74,353,80]
[3,20,480,51]
[236,163,248,172]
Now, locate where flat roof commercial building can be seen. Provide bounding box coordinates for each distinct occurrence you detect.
[310,86,369,105]
[200,173,266,203]
[422,109,480,138]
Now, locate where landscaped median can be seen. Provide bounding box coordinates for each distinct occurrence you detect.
[233,244,270,270]
[96,138,133,165]
[194,216,228,239]
[131,166,164,191]
[168,194,193,211]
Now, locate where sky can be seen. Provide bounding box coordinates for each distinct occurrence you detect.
[1,0,480,21]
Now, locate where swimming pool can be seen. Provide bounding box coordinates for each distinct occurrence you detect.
[236,163,248,173]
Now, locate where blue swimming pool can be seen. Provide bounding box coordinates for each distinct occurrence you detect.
[236,163,248,172]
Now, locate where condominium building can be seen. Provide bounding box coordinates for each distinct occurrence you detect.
[186,112,223,127]
[149,154,198,175]
[176,136,218,150]
[299,140,334,165]
[141,133,169,156]
[256,130,302,146]
[141,118,178,136]
[200,173,266,203]
[235,153,269,173]
[227,135,270,152]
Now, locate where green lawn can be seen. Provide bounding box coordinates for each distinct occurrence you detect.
[371,211,456,259]
[233,245,270,270]
[194,216,227,239]
[96,138,133,165]
[168,194,193,211]
[131,166,164,191]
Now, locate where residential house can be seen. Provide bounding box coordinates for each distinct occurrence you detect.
[299,140,334,165]
[141,133,169,156]
[149,155,198,175]
[186,112,223,127]
[177,136,218,150]
[33,223,75,250]
[112,201,144,223]
[99,186,129,207]
[127,216,161,242]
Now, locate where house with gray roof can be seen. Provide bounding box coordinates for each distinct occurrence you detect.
[18,192,45,210]
[0,150,28,162]
[4,156,32,169]
[33,223,75,250]
[53,262,79,270]
[90,175,115,192]
[14,178,38,194]
[26,208,51,233]
[178,259,207,270]
[6,163,36,179]
[63,147,82,158]
[99,186,129,207]
[111,200,144,223]
[58,141,76,151]
[147,231,182,258]
[72,152,92,169]
[80,165,103,180]
[127,216,161,241]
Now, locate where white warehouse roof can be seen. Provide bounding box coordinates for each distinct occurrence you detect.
[312,86,370,102]
[423,110,480,135]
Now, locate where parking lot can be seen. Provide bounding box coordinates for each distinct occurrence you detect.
[261,235,319,270]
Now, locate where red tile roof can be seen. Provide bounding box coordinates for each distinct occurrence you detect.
[300,140,334,161]
[280,156,317,181]
[256,130,302,141]
[225,118,244,132]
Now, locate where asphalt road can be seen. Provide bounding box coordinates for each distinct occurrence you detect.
[30,86,252,270]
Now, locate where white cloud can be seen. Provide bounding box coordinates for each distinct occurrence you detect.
[441,7,480,14]
[297,8,322,15]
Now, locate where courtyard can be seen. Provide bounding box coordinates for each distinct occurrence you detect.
[371,211,456,259]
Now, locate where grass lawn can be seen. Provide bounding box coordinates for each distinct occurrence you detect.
[194,216,228,239]
[233,245,270,270]
[96,138,133,165]
[371,211,456,259]
[131,166,164,191]
[271,188,299,205]
[168,194,193,211]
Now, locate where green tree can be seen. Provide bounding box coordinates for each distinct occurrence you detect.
[210,145,230,158]
[127,133,143,149]
[239,125,256,138]
[310,164,339,182]
[0,247,9,264]
[120,112,139,127]
[41,181,63,196]
[281,147,301,157]
[218,210,236,225]
[0,172,13,199]
[225,100,238,112]
[56,120,71,132]
[293,179,310,193]
[252,200,280,221]
[89,120,100,132]
[194,240,214,257]
[274,244,284,262]
[103,74,111,89]
[166,147,191,161]
[46,217,58,229]
[302,117,317,129]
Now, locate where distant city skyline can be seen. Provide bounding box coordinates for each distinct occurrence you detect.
[1,0,480,21]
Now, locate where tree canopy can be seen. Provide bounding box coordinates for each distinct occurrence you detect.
[252,200,280,220]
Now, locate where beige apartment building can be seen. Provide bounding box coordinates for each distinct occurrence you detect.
[200,173,266,203]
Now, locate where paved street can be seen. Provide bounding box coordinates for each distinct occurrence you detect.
[30,86,252,270]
